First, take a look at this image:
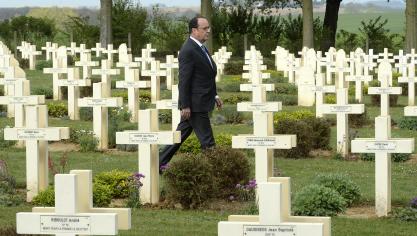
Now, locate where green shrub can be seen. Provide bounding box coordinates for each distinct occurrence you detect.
[18,58,29,69]
[78,133,99,152]
[93,170,131,198]
[139,90,151,103]
[392,207,417,221]
[93,183,113,207]
[164,152,215,208]
[274,111,331,157]
[159,110,172,124]
[325,94,336,104]
[112,90,128,102]
[267,94,297,106]
[35,60,52,70]
[224,60,243,75]
[293,184,346,216]
[313,174,361,206]
[222,82,241,92]
[179,133,232,154]
[274,83,297,95]
[0,128,16,148]
[32,87,53,99]
[204,147,250,198]
[109,106,131,122]
[223,94,250,104]
[32,186,55,206]
[398,117,417,130]
[47,102,68,118]
[80,107,93,121]
[217,106,245,124]
[359,153,410,162]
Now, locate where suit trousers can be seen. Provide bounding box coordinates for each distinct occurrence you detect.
[159,112,215,166]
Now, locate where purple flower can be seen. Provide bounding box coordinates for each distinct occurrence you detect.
[159,164,169,172]
[411,197,417,208]
[133,172,145,179]
[245,179,257,189]
[235,183,241,188]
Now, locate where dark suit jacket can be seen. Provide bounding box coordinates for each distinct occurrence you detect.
[178,38,217,112]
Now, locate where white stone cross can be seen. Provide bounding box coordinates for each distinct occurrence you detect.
[41,42,54,61]
[92,59,120,95]
[91,42,104,57]
[67,42,79,56]
[161,55,179,89]
[115,68,150,122]
[17,41,30,59]
[17,172,121,235]
[394,50,408,76]
[313,73,336,118]
[345,55,373,103]
[324,47,337,84]
[297,66,316,106]
[57,67,91,120]
[329,50,350,89]
[44,46,69,100]
[156,84,181,131]
[78,82,123,150]
[102,44,118,64]
[219,179,330,236]
[135,44,156,72]
[75,50,99,79]
[4,105,69,201]
[398,64,417,107]
[377,48,394,64]
[320,88,365,157]
[285,54,299,84]
[0,65,24,117]
[351,61,414,217]
[142,60,167,104]
[26,44,42,70]
[32,170,131,232]
[116,109,181,204]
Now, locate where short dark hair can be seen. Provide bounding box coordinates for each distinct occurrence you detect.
[188,16,206,34]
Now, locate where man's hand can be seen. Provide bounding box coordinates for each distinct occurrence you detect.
[215,96,223,110]
[181,107,191,120]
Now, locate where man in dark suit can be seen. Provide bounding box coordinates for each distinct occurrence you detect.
[159,16,223,167]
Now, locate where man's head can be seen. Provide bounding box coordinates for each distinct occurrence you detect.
[189,16,210,43]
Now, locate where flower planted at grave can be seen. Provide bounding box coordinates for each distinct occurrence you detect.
[126,172,144,208]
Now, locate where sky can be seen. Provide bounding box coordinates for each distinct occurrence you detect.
[0,0,199,8]
[0,0,392,8]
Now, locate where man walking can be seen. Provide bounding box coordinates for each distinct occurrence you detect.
[159,16,223,167]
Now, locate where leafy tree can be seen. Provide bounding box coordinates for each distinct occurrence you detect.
[112,0,148,55]
[100,0,112,45]
[321,0,342,52]
[64,16,100,48]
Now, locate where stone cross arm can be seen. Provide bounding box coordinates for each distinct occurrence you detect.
[75,61,99,67]
[345,75,373,82]
[240,84,274,92]
[237,102,282,112]
[232,135,297,149]
[142,70,167,77]
[57,79,91,87]
[92,68,120,76]
[4,127,70,141]
[116,131,181,145]
[368,87,402,95]
[351,138,414,154]
[16,212,118,235]
[405,106,417,116]
[78,97,123,107]
[320,104,364,114]
[0,95,45,105]
[116,80,150,89]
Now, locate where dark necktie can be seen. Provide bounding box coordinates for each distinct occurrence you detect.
[201,45,213,68]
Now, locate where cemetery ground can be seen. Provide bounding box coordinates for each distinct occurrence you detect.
[0,64,417,235]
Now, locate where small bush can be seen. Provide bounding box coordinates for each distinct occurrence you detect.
[204,147,250,198]
[217,106,245,124]
[36,60,52,70]
[398,117,417,130]
[179,133,232,154]
[159,110,172,124]
[313,174,361,206]
[234,179,257,202]
[93,170,131,198]
[109,106,131,122]
[79,107,93,121]
[164,153,215,208]
[93,183,113,207]
[32,87,53,99]
[293,184,346,216]
[47,102,68,118]
[274,83,297,95]
[222,82,241,92]
[223,94,250,104]
[78,133,99,152]
[325,94,336,104]
[139,90,151,103]
[392,207,417,222]
[267,94,297,105]
[32,186,55,206]
[224,60,243,75]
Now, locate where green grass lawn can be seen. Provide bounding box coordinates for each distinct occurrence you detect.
[0,68,417,235]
